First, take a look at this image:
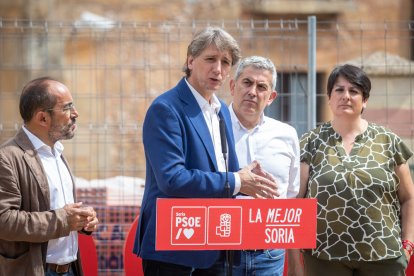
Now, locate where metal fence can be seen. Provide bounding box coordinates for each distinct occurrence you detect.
[1,18,413,275]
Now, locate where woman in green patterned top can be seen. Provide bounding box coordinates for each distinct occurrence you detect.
[289,64,414,276]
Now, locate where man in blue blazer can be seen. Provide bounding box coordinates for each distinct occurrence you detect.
[134,27,279,275]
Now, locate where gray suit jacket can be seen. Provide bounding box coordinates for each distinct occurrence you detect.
[0,128,84,276]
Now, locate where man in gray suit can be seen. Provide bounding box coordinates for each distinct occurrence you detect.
[0,77,99,276]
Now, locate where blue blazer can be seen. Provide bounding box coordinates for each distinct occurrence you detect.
[133,78,239,268]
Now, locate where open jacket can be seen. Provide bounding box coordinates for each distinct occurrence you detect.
[0,128,84,276]
[134,78,240,268]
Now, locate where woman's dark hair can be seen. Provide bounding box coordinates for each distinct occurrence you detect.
[327,64,371,100]
[19,77,58,123]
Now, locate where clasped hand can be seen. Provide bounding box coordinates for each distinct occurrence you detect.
[238,160,279,198]
[64,202,99,232]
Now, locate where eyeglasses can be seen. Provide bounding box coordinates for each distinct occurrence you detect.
[45,103,76,115]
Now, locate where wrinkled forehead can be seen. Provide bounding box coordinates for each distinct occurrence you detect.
[198,43,231,57]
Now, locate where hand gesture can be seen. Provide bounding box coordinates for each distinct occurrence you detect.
[251,161,277,182]
[78,204,99,232]
[63,202,98,232]
[238,161,279,198]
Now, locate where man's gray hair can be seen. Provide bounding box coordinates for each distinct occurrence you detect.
[183,27,241,77]
[234,56,277,90]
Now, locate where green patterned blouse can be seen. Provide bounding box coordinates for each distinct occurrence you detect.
[300,122,413,261]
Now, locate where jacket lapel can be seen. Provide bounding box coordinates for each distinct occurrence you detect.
[15,129,50,208]
[177,79,218,171]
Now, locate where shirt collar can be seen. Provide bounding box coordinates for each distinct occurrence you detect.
[229,103,265,132]
[22,125,64,156]
[185,78,221,114]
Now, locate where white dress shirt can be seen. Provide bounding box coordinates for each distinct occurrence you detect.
[185,79,241,193]
[23,126,78,264]
[229,104,300,198]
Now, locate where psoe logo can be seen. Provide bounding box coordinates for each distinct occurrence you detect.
[171,206,206,245]
[208,206,242,245]
[216,213,231,237]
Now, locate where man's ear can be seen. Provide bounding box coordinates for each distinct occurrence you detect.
[187,55,194,71]
[34,110,50,127]
[267,91,277,106]
[230,79,236,96]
